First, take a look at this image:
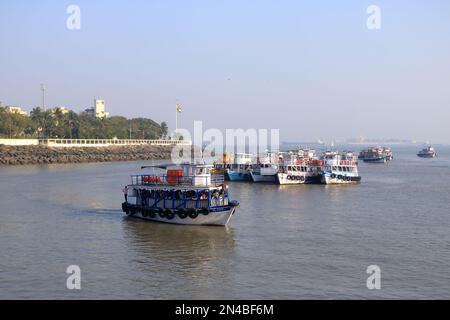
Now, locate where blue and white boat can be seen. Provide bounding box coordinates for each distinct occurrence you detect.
[121,163,239,226]
[320,151,361,184]
[226,153,253,181]
[417,146,436,158]
[214,153,252,181]
[358,147,391,163]
[226,164,252,181]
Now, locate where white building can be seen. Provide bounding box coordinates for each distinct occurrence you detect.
[84,99,109,118]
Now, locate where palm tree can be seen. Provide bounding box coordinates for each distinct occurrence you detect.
[63,111,80,138]
[30,107,46,138]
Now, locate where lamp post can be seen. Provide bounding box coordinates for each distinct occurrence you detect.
[175,102,182,139]
[129,120,132,140]
[41,84,46,138]
[41,84,45,111]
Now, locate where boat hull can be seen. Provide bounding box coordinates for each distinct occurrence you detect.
[226,170,251,181]
[123,204,237,226]
[363,157,387,163]
[321,174,361,185]
[276,173,307,185]
[417,153,436,158]
[250,171,277,183]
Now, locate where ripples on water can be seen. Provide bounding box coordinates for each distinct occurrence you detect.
[0,145,449,299]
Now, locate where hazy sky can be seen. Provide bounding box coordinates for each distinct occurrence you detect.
[1,0,450,143]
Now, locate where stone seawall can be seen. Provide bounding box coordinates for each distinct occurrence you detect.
[0,145,174,165]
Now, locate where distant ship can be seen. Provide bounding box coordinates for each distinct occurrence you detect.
[358,147,393,163]
[417,146,437,158]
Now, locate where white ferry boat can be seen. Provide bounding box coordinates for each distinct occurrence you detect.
[320,151,361,184]
[121,163,239,226]
[250,163,279,182]
[249,152,280,183]
[276,154,309,185]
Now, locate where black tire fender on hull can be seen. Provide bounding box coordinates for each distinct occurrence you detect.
[188,208,198,219]
[124,206,227,221]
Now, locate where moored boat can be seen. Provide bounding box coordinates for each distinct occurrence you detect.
[250,163,279,183]
[223,153,252,181]
[276,152,324,185]
[276,155,308,185]
[249,151,280,183]
[121,163,239,226]
[320,151,361,184]
[226,164,252,181]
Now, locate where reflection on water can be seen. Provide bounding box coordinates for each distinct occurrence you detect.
[122,217,239,298]
[122,218,235,270]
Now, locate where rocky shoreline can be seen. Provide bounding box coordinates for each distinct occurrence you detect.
[0,145,174,165]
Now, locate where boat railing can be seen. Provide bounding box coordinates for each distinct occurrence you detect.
[132,188,230,209]
[130,174,225,187]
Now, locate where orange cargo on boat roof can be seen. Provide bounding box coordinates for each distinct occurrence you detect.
[167,169,183,176]
[167,169,183,184]
[308,159,323,166]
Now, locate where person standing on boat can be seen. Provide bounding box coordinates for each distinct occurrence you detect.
[122,186,128,201]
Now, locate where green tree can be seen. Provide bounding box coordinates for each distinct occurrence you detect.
[0,108,34,138]
[1,106,167,140]
[30,107,46,137]
[160,121,168,139]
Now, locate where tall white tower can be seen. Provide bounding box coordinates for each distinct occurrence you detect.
[94,99,109,118]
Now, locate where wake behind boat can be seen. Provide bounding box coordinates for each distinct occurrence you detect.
[121,163,239,226]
